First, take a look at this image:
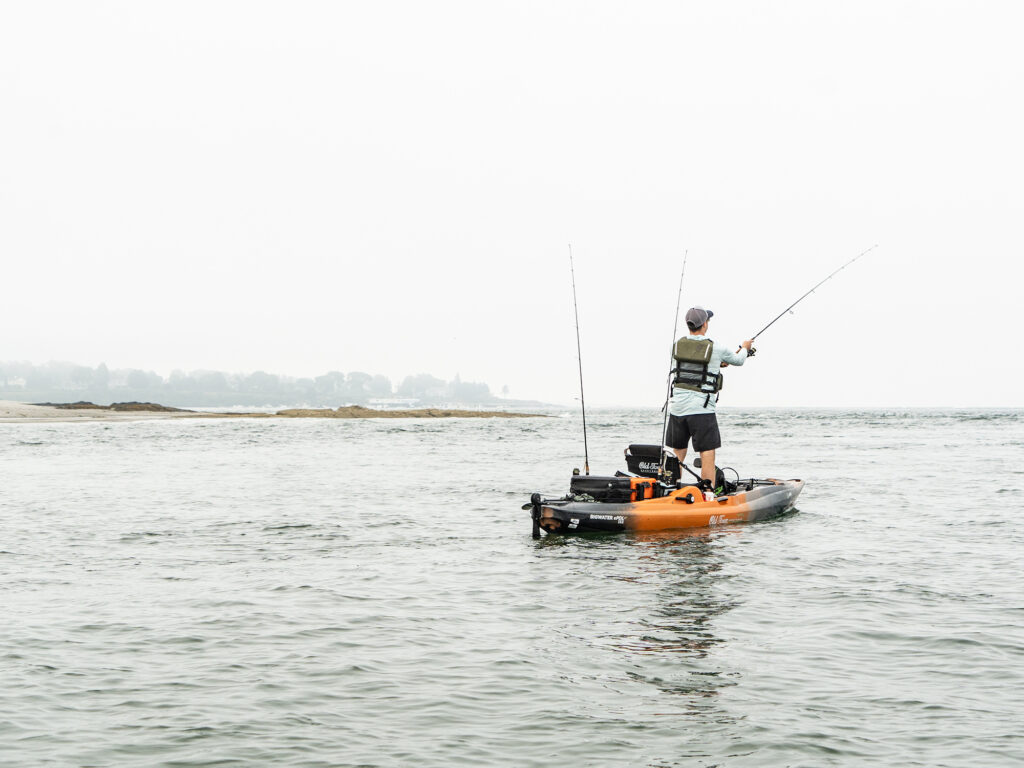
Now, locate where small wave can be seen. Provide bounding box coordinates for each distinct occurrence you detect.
[119,531,176,541]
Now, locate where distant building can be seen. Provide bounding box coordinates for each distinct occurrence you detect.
[368,398,420,409]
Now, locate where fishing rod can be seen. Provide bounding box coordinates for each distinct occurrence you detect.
[659,250,687,479]
[744,244,878,356]
[568,244,589,476]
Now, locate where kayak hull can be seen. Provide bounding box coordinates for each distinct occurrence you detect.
[533,479,803,535]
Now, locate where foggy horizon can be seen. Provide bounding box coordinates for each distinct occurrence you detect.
[0,359,521,409]
[3,354,1021,410]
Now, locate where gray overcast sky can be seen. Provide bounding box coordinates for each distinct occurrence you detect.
[1,1,1021,407]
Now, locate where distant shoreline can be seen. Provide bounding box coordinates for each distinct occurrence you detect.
[0,401,549,423]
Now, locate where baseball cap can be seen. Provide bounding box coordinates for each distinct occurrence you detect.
[685,306,714,329]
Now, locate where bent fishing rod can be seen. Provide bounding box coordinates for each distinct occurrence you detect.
[743,244,878,356]
[659,250,687,478]
[568,244,589,476]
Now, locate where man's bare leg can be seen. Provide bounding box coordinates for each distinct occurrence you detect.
[672,447,687,467]
[700,449,716,488]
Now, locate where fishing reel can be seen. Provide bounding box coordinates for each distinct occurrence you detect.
[747,346,756,358]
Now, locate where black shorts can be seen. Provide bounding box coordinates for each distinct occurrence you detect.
[666,413,721,453]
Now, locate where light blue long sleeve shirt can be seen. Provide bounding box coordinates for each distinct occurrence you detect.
[668,334,748,416]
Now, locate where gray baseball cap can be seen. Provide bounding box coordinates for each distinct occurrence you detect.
[685,306,714,329]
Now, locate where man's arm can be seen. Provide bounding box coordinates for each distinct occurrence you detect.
[720,340,753,367]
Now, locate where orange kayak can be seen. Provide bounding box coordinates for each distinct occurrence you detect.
[528,478,803,536]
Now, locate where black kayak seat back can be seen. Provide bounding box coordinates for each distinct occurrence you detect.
[624,444,680,482]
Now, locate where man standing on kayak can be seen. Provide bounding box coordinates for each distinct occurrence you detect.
[667,306,754,494]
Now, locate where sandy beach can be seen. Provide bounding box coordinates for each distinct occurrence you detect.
[0,401,545,423]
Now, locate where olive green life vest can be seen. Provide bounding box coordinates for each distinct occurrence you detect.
[673,337,723,396]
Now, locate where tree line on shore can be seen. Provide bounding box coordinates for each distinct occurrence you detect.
[0,361,502,408]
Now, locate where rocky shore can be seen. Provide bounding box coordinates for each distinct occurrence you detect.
[32,401,189,412]
[0,401,547,423]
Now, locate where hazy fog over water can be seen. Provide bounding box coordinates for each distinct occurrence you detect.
[1,2,1021,407]
[0,361,507,409]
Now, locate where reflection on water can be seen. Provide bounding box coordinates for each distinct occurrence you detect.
[625,532,740,714]
[620,535,732,658]
[534,528,746,721]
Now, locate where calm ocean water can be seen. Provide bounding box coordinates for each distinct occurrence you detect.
[1,408,1022,767]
